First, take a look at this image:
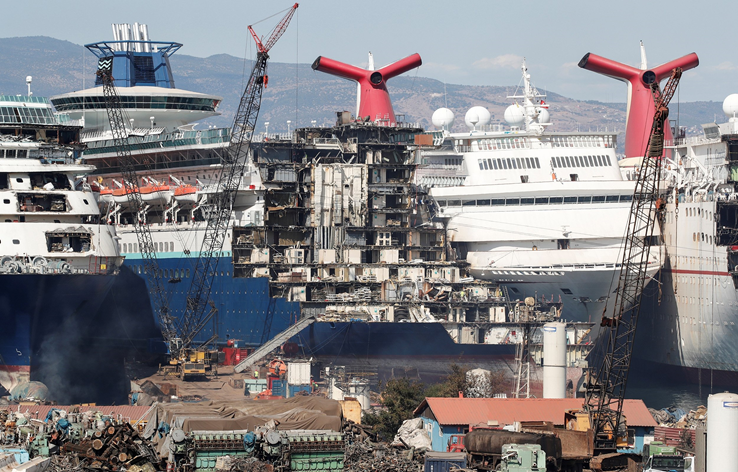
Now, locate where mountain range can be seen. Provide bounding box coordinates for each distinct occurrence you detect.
[0,36,725,143]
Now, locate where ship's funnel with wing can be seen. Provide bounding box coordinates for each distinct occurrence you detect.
[578,48,699,158]
[312,53,422,125]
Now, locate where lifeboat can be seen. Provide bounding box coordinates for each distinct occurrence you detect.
[173,185,198,205]
[139,184,171,205]
[112,184,171,206]
[99,187,113,205]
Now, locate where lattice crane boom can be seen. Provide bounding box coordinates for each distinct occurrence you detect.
[176,3,298,352]
[584,68,682,453]
[96,60,175,343]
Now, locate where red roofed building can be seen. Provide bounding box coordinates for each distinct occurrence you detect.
[413,397,656,453]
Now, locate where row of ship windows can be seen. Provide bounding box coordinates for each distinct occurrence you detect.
[478,157,540,171]
[551,154,613,168]
[694,233,714,244]
[122,241,176,253]
[0,150,29,159]
[458,135,612,151]
[676,256,721,266]
[436,194,633,207]
[684,207,714,220]
[677,276,723,286]
[129,265,231,279]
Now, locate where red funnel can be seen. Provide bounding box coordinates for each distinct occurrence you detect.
[579,52,699,158]
[312,53,422,125]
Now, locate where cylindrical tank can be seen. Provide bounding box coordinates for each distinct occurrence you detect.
[707,392,738,471]
[348,378,371,410]
[543,322,567,398]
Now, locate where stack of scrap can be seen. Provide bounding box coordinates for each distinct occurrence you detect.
[343,439,423,472]
[60,423,160,471]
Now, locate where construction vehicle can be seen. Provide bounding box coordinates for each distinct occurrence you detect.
[96,4,298,379]
[564,62,686,465]
[642,442,694,472]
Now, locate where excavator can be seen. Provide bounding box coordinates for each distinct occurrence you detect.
[96,4,298,379]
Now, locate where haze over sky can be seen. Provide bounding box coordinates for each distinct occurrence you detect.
[5,0,737,104]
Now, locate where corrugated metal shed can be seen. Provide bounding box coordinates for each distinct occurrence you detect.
[414,398,656,428]
[1,405,153,425]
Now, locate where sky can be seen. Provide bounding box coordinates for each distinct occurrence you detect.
[4,0,738,105]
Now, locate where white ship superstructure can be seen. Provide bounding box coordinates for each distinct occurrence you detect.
[421,61,661,323]
[638,95,738,381]
[0,92,123,394]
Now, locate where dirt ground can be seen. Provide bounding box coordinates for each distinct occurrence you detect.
[135,365,251,402]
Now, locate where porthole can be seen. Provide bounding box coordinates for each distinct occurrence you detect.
[12,239,19,244]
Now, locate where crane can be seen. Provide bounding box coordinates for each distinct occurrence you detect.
[175,3,299,353]
[96,4,298,374]
[96,60,176,344]
[582,67,683,453]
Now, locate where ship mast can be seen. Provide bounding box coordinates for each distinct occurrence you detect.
[507,59,549,134]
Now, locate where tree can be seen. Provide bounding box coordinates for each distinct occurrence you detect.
[424,363,468,398]
[363,377,426,441]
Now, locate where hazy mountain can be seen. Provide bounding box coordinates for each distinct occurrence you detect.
[0,36,724,141]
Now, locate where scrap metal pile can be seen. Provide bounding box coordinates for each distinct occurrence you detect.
[0,408,161,472]
[342,422,424,472]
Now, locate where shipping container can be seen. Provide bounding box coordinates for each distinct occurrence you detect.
[287,361,311,385]
[288,384,311,398]
[424,452,467,472]
[271,379,286,397]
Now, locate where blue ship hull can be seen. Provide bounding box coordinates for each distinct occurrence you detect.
[0,271,160,404]
[123,255,517,360]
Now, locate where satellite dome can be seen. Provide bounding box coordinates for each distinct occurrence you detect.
[724,94,738,118]
[504,104,525,127]
[432,108,455,130]
[537,108,550,124]
[465,106,491,130]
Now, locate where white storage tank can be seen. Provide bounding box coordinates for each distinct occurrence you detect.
[542,322,566,398]
[348,378,371,410]
[707,391,738,472]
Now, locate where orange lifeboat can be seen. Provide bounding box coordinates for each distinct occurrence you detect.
[173,185,198,205]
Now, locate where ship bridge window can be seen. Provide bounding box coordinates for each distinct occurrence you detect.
[564,156,572,167]
[521,197,534,205]
[564,196,578,204]
[596,155,603,166]
[605,155,612,166]
[578,196,592,204]
[592,196,606,203]
[620,195,633,202]
[535,197,549,204]
[549,197,563,204]
[478,160,484,170]
[506,198,520,206]
[436,200,446,207]
[448,200,461,206]
[492,159,498,169]
[606,195,620,202]
[491,199,505,206]
[482,160,489,170]
[462,200,476,206]
[477,199,490,205]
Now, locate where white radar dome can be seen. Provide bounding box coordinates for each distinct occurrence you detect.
[724,94,738,119]
[504,104,525,127]
[465,106,491,130]
[537,107,550,124]
[432,108,455,130]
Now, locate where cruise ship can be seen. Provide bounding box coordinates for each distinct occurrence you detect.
[49,25,594,394]
[636,96,738,385]
[0,87,150,402]
[418,61,663,325]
